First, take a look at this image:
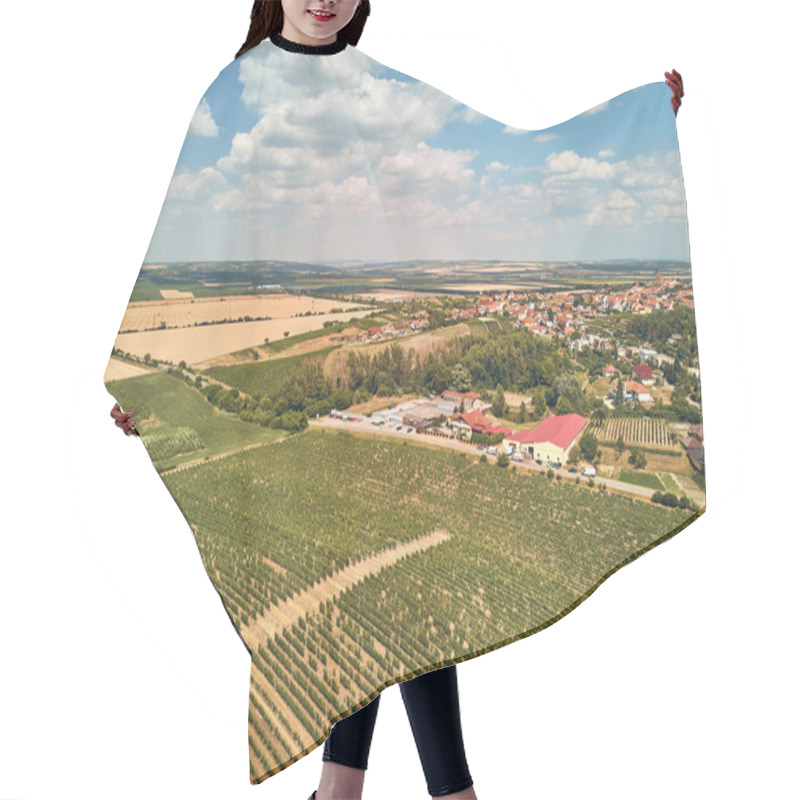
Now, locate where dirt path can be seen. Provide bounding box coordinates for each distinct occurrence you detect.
[241,529,452,651]
[159,436,285,475]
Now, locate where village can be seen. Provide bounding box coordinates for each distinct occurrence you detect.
[345,274,693,351]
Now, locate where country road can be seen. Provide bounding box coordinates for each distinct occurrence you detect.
[309,416,656,500]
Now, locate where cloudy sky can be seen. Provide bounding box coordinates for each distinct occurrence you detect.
[143,39,689,265]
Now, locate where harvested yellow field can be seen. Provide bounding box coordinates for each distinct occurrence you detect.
[112,308,377,367]
[159,289,195,299]
[103,357,157,383]
[118,292,371,333]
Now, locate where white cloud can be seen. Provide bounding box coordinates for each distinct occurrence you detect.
[166,166,227,201]
[544,150,614,181]
[189,97,219,138]
[598,148,615,158]
[582,99,610,115]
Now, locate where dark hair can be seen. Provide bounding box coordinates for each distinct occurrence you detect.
[236,1,371,59]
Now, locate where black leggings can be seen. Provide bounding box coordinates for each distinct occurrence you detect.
[322,664,474,797]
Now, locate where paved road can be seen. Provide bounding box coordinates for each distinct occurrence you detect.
[309,416,655,500]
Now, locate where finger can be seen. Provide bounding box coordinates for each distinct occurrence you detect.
[666,69,683,91]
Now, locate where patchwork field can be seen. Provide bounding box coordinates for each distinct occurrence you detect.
[104,366,702,782]
[112,308,376,367]
[118,293,372,333]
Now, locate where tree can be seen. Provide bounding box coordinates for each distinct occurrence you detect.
[450,363,471,392]
[567,446,581,466]
[530,387,547,418]
[496,452,510,468]
[492,384,508,418]
[580,432,598,461]
[615,379,625,406]
[615,434,625,459]
[517,401,528,423]
[555,395,574,415]
[628,448,647,469]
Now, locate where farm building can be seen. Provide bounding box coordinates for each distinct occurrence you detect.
[401,400,450,431]
[603,364,620,377]
[503,413,589,464]
[681,423,705,472]
[632,363,654,384]
[623,380,652,403]
[439,390,483,410]
[447,409,512,441]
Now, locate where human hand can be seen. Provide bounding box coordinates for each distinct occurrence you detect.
[665,69,684,116]
[110,402,140,436]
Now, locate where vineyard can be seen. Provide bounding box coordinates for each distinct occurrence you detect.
[598,417,679,451]
[158,426,698,783]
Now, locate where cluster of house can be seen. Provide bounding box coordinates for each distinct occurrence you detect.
[355,318,429,343]
[453,275,693,341]
[375,390,589,466]
[604,363,655,404]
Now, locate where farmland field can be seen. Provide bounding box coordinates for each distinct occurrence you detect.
[599,417,678,451]
[149,423,699,781]
[104,372,285,470]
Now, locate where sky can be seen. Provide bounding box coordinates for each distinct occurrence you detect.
[142,38,689,265]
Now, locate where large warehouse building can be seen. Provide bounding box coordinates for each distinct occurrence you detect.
[503,413,589,464]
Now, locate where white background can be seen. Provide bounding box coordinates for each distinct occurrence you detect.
[1,1,796,798]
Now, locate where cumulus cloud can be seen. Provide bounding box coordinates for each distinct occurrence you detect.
[544,150,614,181]
[189,97,219,138]
[147,49,687,261]
[166,166,227,201]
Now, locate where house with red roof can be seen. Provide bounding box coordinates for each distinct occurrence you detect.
[632,363,654,385]
[623,380,652,403]
[502,413,589,465]
[448,408,511,441]
[681,423,704,472]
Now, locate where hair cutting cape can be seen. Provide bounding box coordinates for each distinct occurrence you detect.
[103,32,705,785]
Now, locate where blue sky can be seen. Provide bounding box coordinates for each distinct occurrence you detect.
[143,39,688,265]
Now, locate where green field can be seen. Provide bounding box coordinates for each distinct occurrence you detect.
[105,371,284,470]
[619,469,665,491]
[205,346,337,399]
[106,369,700,781]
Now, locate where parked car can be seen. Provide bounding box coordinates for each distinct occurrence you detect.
[396,424,403,430]
[511,451,525,462]
[582,466,597,477]
[568,467,577,473]
[477,444,484,451]
[487,446,498,456]
[407,427,414,433]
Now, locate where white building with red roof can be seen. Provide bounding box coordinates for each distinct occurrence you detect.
[623,380,652,403]
[502,413,589,464]
[439,389,483,410]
